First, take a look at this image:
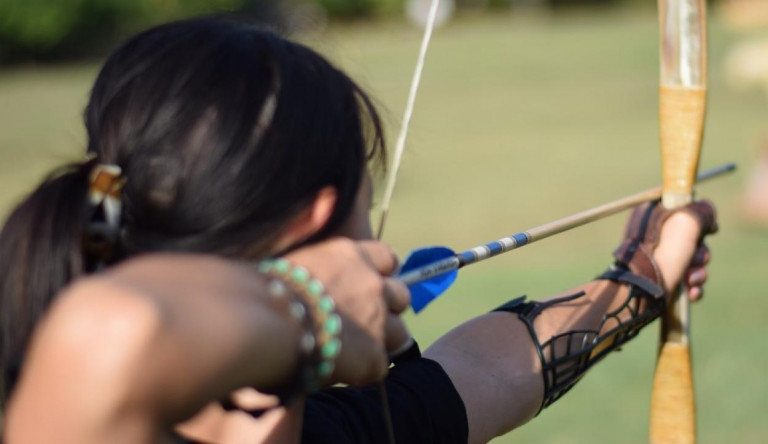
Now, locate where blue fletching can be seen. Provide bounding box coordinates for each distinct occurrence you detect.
[398,246,458,313]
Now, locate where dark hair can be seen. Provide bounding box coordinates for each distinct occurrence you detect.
[0,17,385,403]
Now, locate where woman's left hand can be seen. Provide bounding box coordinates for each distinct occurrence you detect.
[646,200,718,301]
[616,200,718,302]
[681,243,710,301]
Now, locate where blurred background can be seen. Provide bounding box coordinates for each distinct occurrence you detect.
[1,0,767,443]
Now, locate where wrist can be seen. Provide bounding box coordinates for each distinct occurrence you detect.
[257,258,343,399]
[613,240,666,295]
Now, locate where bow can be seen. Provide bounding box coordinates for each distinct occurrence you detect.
[375,1,711,442]
[649,1,708,443]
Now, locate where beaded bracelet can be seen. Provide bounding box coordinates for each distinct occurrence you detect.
[258,258,342,393]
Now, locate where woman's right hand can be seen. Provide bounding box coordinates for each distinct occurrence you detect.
[286,238,411,386]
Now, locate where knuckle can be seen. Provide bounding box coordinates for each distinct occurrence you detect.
[382,244,399,267]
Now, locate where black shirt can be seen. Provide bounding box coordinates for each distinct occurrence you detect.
[176,343,468,444]
[302,345,468,444]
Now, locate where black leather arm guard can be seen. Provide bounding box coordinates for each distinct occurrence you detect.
[493,265,665,413]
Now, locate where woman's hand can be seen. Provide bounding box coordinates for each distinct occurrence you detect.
[616,200,718,302]
[286,238,411,386]
[653,211,714,301]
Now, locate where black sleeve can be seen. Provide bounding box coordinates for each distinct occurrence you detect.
[302,342,468,444]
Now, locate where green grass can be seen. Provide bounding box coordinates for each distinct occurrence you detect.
[2,8,767,443]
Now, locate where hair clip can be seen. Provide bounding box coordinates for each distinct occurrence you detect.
[88,165,125,229]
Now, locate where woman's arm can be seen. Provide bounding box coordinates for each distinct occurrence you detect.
[424,204,716,444]
[4,239,409,444]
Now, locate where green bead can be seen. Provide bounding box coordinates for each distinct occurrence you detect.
[324,314,341,335]
[322,338,341,359]
[307,280,324,296]
[317,361,334,377]
[273,258,290,274]
[318,296,335,313]
[291,267,309,283]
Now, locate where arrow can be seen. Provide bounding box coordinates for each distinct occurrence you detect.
[398,163,734,313]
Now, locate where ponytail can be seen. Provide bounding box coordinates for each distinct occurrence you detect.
[0,160,95,404]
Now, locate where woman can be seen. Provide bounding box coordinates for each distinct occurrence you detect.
[2,17,717,444]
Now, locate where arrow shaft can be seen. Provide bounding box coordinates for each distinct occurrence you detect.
[398,163,733,286]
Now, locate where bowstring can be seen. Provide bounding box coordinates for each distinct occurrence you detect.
[376,0,441,240]
[375,1,441,443]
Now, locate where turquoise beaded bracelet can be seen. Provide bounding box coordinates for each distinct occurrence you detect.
[259,258,342,392]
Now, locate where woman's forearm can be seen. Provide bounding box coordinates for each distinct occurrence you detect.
[5,254,303,444]
[423,280,640,444]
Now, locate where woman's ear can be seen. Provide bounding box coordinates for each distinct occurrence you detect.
[273,187,338,251]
